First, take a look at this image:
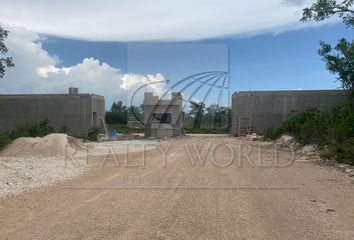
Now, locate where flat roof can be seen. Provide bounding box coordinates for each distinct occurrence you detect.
[232,89,344,97]
[0,93,105,100]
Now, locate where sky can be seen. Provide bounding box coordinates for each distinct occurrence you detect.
[0,0,352,108]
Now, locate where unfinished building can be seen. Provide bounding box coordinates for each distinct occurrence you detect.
[0,88,106,136]
[232,90,347,136]
[143,92,182,138]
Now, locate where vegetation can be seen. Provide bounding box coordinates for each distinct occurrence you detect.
[318,38,354,103]
[105,101,144,134]
[58,125,71,135]
[0,119,101,147]
[105,101,128,125]
[0,24,14,79]
[184,128,230,134]
[85,127,99,141]
[10,119,55,139]
[0,24,14,126]
[183,102,231,133]
[264,103,354,164]
[302,0,354,104]
[188,101,205,129]
[0,130,11,149]
[301,0,354,28]
[108,123,141,135]
[105,100,231,134]
[264,1,354,164]
[127,105,144,126]
[0,119,56,148]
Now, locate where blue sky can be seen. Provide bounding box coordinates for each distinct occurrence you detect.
[42,23,352,96]
[225,23,353,91]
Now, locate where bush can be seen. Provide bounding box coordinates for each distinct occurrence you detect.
[264,127,284,141]
[184,128,230,134]
[85,127,99,141]
[0,120,71,149]
[105,112,128,125]
[58,125,71,135]
[0,131,11,149]
[264,103,354,165]
[10,119,54,139]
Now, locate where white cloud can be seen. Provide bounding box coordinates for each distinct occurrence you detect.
[0,26,166,108]
[0,0,320,41]
[37,65,70,77]
[282,0,309,7]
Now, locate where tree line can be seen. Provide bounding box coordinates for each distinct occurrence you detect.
[106,100,231,130]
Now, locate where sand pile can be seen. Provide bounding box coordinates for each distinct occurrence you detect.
[0,134,89,198]
[0,133,81,158]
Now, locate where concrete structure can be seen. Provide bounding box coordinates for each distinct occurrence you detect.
[232,90,347,136]
[0,88,105,136]
[144,92,182,138]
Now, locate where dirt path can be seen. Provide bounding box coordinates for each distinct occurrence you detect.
[1,136,354,239]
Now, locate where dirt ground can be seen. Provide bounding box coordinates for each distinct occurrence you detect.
[0,136,354,239]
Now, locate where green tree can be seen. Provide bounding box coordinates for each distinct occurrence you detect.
[189,101,205,129]
[110,101,126,113]
[319,38,354,101]
[0,24,14,78]
[204,104,220,129]
[301,0,354,28]
[105,101,128,124]
[127,105,143,122]
[302,0,354,103]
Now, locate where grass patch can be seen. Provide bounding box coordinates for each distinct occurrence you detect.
[184,128,230,134]
[108,124,144,135]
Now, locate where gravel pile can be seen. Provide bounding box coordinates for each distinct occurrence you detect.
[0,134,89,198]
[275,134,320,159]
[275,135,298,150]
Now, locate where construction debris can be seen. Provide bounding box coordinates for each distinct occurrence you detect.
[247,133,258,141]
[275,135,298,150]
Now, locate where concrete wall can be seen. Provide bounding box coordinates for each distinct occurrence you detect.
[0,92,105,136]
[91,95,106,129]
[144,92,182,138]
[232,90,347,135]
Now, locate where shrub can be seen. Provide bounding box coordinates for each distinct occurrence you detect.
[59,125,71,135]
[184,128,230,134]
[86,127,99,141]
[0,131,11,149]
[264,103,354,165]
[10,119,54,139]
[265,107,332,145]
[105,111,128,125]
[264,127,284,140]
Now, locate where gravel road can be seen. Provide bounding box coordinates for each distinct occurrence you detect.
[0,136,354,239]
